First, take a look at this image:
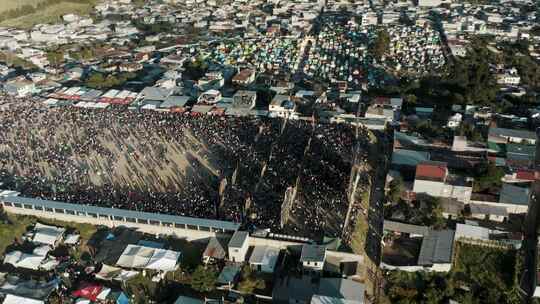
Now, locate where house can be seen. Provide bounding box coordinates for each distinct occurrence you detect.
[197,89,222,105]
[217,265,241,288]
[273,276,365,304]
[364,104,397,123]
[488,127,536,145]
[413,161,473,203]
[300,244,326,273]
[269,95,298,119]
[139,87,173,103]
[391,149,430,169]
[232,90,257,110]
[4,81,35,97]
[202,237,227,264]
[496,67,521,86]
[454,223,521,249]
[160,95,191,110]
[232,69,255,86]
[416,229,455,272]
[228,231,249,263]
[498,183,530,211]
[174,296,204,304]
[312,278,365,304]
[248,245,280,273]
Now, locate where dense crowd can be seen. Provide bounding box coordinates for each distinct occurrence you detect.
[0,94,359,239]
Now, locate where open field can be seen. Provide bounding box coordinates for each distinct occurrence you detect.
[0,0,45,13]
[0,1,98,29]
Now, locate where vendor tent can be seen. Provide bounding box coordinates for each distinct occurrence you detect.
[116,245,180,272]
[32,223,65,247]
[2,294,44,304]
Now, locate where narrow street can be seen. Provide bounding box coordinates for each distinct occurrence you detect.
[521,181,540,299]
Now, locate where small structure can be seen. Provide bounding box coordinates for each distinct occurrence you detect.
[116,245,181,272]
[217,265,241,288]
[232,69,255,86]
[417,229,455,272]
[202,237,227,264]
[197,89,222,104]
[248,245,280,273]
[32,223,65,248]
[228,231,249,263]
[232,90,257,110]
[2,294,45,304]
[300,244,326,273]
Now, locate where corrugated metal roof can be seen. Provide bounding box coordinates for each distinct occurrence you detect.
[0,196,240,231]
[417,229,454,265]
[415,161,447,181]
[383,220,430,236]
[300,244,326,262]
[228,231,249,248]
[499,183,530,206]
[489,127,536,141]
[391,149,430,167]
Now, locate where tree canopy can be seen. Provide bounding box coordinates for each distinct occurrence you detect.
[190,266,217,293]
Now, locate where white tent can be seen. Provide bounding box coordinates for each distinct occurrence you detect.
[32,223,65,247]
[116,245,180,272]
[95,264,138,282]
[2,294,44,304]
[3,251,46,270]
[146,248,181,271]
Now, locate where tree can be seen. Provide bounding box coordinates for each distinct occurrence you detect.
[47,50,64,67]
[237,265,266,294]
[371,29,390,60]
[474,162,504,193]
[387,176,404,203]
[190,266,217,292]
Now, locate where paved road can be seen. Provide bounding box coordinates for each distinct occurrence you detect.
[520,181,540,299]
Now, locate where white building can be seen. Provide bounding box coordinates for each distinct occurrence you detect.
[228,231,249,263]
[248,245,280,273]
[300,244,326,273]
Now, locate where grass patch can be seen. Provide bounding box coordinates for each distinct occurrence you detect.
[0,0,47,14]
[0,214,35,255]
[351,187,370,254]
[0,1,97,29]
[0,212,98,257]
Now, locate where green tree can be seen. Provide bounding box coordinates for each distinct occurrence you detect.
[371,29,390,60]
[47,50,64,67]
[387,176,404,203]
[190,266,217,292]
[474,163,504,192]
[237,266,266,294]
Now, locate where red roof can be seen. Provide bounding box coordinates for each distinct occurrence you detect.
[415,162,447,181]
[516,170,536,181]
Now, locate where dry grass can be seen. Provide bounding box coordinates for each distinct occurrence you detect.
[0,0,47,14]
[0,1,98,29]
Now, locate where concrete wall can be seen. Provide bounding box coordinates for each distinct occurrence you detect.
[3,206,218,241]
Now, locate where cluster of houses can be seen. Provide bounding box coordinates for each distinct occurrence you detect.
[0,210,365,304]
[382,220,522,272]
[389,123,537,224]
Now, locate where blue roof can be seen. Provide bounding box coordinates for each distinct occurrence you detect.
[1,196,240,231]
[391,149,430,167]
[499,183,530,206]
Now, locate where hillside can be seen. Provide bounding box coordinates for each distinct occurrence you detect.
[0,0,100,28]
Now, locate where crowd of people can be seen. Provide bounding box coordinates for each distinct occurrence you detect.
[0,93,361,239]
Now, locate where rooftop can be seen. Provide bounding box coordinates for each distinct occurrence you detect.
[300,244,326,262]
